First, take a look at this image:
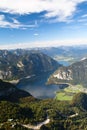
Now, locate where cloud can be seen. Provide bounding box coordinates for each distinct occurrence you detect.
[0,14,37,29]
[77,14,87,24]
[0,0,87,22]
[81,14,87,18]
[78,18,87,22]
[1,39,87,49]
[34,33,39,36]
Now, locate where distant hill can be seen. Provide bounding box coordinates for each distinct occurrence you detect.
[38,46,87,58]
[32,46,87,65]
[0,50,61,80]
[47,58,87,86]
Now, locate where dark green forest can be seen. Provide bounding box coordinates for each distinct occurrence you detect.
[1,92,87,130]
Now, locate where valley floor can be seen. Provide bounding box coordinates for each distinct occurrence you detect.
[56,84,87,101]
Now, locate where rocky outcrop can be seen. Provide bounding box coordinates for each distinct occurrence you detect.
[53,67,73,81]
[47,58,87,86]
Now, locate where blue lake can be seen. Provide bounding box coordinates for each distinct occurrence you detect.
[17,73,67,99]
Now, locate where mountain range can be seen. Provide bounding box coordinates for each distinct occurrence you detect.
[0,50,60,80]
[34,46,87,65]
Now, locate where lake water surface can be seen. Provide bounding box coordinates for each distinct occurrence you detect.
[17,73,66,99]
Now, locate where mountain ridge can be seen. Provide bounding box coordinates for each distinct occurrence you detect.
[0,50,61,81]
[47,58,87,87]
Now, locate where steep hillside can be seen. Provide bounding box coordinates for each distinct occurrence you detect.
[0,79,34,102]
[71,92,87,110]
[0,50,60,80]
[47,58,87,86]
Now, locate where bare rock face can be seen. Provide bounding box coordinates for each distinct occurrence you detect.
[47,58,87,86]
[53,68,73,81]
[0,70,12,79]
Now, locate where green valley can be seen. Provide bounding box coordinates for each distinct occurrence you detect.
[55,84,87,101]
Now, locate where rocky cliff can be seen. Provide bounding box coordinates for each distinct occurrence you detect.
[47,58,87,86]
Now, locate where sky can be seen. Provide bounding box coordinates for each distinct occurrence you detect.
[0,0,87,49]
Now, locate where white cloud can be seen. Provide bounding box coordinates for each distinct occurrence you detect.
[0,14,37,29]
[1,39,87,49]
[81,14,87,18]
[34,33,39,36]
[78,18,87,22]
[0,0,87,22]
[0,15,5,21]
